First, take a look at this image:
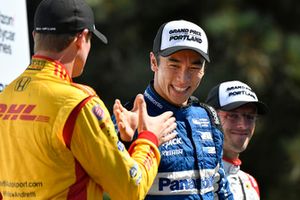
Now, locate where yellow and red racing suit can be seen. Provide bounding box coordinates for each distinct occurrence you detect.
[0,55,160,200]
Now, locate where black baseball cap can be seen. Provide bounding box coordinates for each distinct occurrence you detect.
[205,80,268,115]
[34,0,107,44]
[153,20,210,62]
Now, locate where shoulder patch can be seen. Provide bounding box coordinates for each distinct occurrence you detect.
[92,104,105,120]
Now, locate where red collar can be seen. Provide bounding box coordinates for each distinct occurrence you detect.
[223,157,242,166]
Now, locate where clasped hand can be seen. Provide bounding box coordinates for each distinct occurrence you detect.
[113,94,177,146]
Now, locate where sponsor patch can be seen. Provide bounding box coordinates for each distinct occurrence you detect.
[117,141,125,152]
[203,147,216,154]
[162,135,182,149]
[0,103,49,122]
[192,118,209,127]
[199,131,213,140]
[92,105,104,120]
[129,163,139,178]
[144,91,163,109]
[161,149,183,156]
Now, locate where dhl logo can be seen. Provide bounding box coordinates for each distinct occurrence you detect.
[0,104,50,122]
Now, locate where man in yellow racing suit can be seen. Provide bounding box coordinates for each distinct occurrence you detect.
[0,0,176,199]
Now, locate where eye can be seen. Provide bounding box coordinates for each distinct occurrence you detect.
[167,63,181,70]
[190,65,202,70]
[227,113,239,120]
[244,114,257,121]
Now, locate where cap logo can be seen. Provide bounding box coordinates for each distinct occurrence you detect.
[153,20,209,61]
[35,27,56,31]
[219,81,258,107]
[168,28,202,44]
[160,20,208,54]
[206,80,267,114]
[226,85,257,100]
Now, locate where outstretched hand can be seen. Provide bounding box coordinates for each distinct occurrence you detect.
[136,94,177,146]
[113,98,137,142]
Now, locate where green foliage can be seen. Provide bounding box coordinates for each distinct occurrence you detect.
[285,134,300,182]
[286,35,300,80]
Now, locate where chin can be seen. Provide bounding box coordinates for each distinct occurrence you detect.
[172,97,188,106]
[172,100,186,107]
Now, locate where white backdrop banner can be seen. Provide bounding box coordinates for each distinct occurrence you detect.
[0,0,30,91]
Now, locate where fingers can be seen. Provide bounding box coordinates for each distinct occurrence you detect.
[155,113,176,132]
[113,99,122,116]
[114,109,125,129]
[113,99,119,117]
[156,111,174,123]
[132,94,142,112]
[137,94,147,132]
[136,94,145,110]
[159,131,177,146]
[157,115,177,146]
[161,118,177,136]
[113,99,127,132]
[113,98,128,122]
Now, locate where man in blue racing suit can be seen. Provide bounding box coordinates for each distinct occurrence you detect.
[115,20,233,199]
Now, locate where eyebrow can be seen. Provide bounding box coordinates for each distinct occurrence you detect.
[167,57,204,65]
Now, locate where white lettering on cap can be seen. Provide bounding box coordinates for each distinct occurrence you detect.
[160,20,208,54]
[219,81,258,107]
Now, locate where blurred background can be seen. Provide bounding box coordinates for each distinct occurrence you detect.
[27,0,300,199]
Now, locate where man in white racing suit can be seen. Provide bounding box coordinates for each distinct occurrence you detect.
[205,80,268,200]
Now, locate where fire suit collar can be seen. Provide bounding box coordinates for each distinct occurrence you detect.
[223,157,242,166]
[223,159,240,175]
[145,81,198,112]
[31,55,72,82]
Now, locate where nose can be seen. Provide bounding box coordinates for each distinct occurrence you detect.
[236,115,250,129]
[176,68,190,83]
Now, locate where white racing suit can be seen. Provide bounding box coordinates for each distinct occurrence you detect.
[223,157,260,200]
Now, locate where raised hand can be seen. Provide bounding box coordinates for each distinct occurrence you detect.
[113,98,138,142]
[136,94,177,146]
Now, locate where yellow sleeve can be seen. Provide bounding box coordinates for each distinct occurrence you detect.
[70,96,160,200]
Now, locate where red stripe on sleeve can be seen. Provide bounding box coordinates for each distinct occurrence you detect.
[63,96,94,149]
[62,96,94,199]
[128,131,158,154]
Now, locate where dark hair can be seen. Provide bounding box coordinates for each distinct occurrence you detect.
[153,52,161,66]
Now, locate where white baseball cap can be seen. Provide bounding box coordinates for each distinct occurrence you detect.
[152,20,210,62]
[205,80,268,114]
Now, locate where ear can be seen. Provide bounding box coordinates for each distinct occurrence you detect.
[75,29,89,48]
[150,52,158,72]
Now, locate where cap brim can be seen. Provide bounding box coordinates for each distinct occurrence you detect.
[93,29,108,44]
[160,46,210,62]
[221,101,268,115]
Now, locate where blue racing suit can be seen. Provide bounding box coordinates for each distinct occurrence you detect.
[117,83,233,200]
